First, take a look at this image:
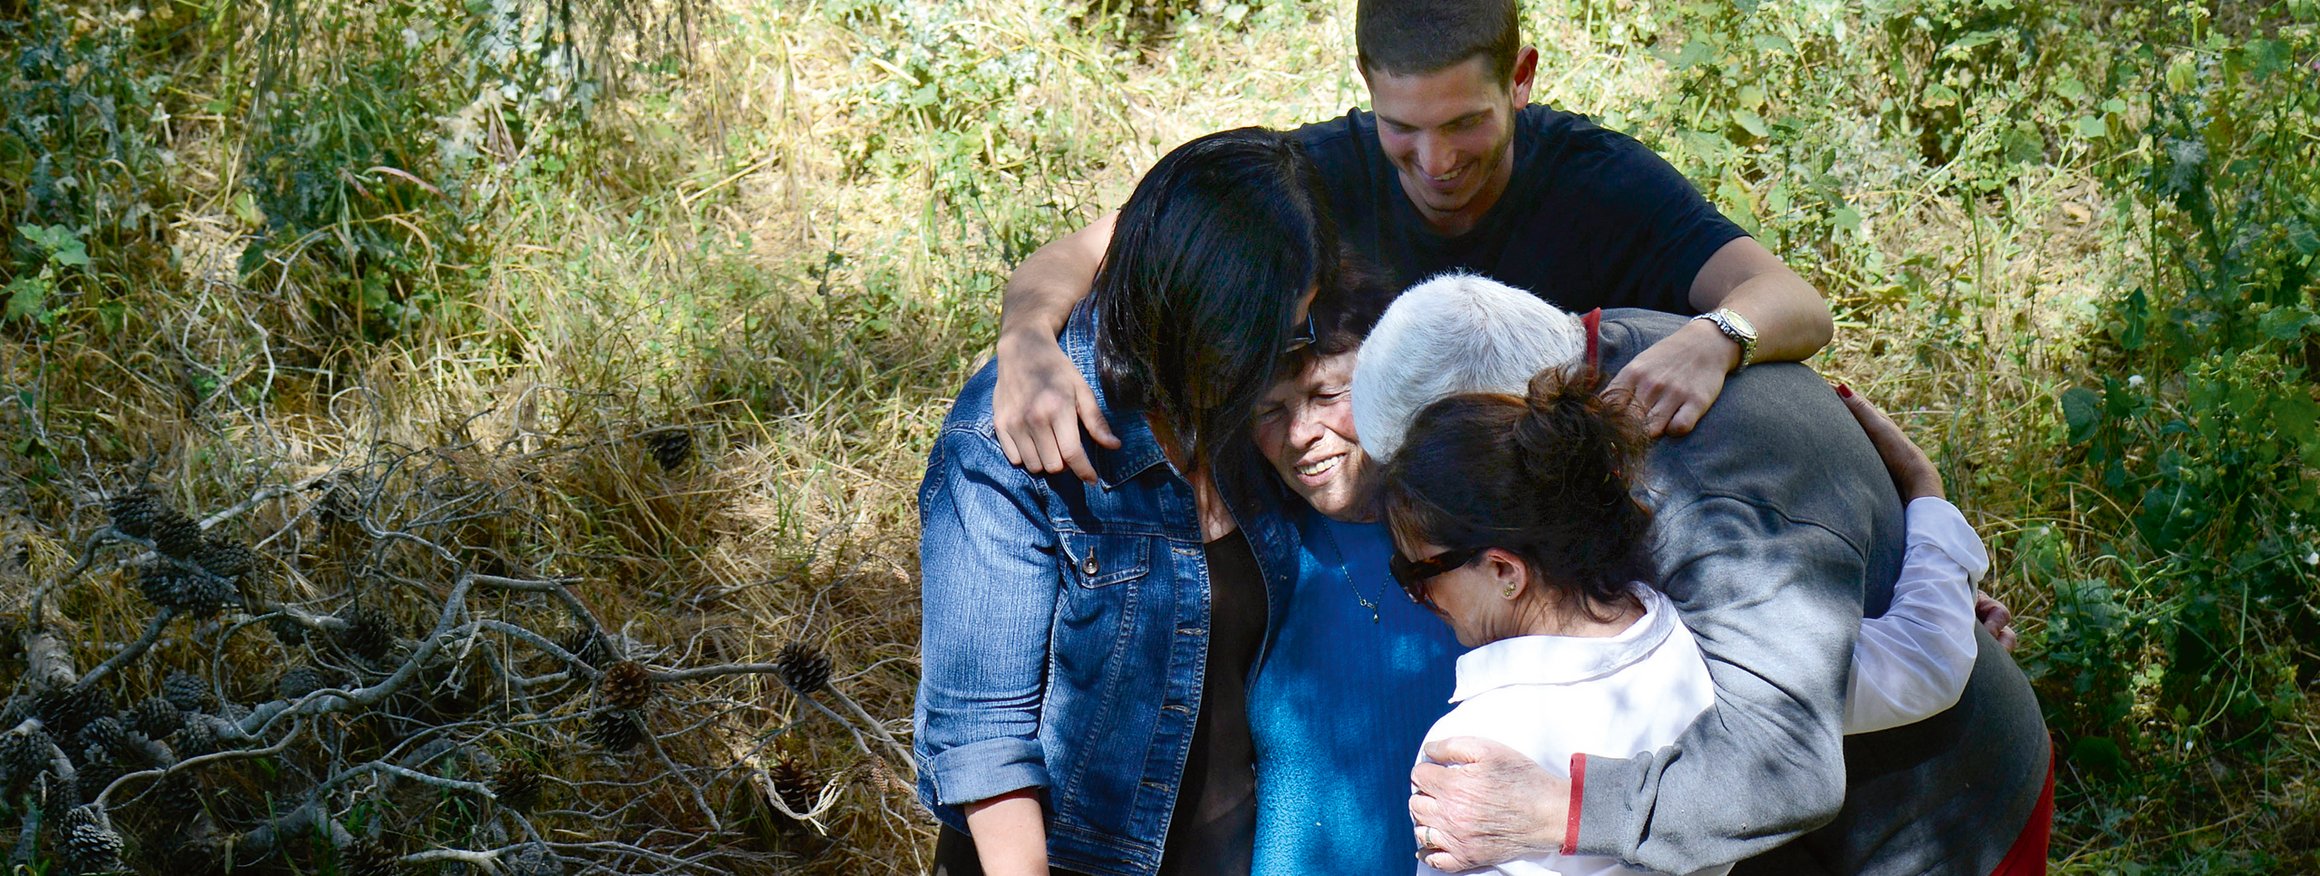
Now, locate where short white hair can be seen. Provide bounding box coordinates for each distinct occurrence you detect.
[1352,272,1588,462]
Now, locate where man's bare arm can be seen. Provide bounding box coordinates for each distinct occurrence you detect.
[1605,237,1834,437]
[995,212,1120,482]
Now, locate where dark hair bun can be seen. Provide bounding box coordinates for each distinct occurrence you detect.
[1510,367,1641,509]
[1381,363,1659,624]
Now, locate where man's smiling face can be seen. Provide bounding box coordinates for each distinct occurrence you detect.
[1365,49,1536,236]
[1254,351,1377,521]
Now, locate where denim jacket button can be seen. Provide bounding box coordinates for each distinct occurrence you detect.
[1081,555,1100,576]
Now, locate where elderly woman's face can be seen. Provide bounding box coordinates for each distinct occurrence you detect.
[1254,351,1379,521]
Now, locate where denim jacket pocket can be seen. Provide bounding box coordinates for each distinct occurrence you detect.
[1058,532,1152,588]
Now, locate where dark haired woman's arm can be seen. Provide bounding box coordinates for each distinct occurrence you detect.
[994,212,1121,484]
[916,427,1068,861]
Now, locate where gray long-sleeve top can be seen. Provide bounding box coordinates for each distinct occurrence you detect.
[1572,311,2050,875]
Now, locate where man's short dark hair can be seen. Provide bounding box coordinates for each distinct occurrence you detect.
[1356,0,1521,84]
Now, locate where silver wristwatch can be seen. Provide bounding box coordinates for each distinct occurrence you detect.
[1695,308,1758,372]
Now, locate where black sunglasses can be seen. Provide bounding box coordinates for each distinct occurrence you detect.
[1388,545,1487,609]
[1284,314,1318,354]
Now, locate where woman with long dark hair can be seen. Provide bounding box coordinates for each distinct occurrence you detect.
[914,127,1338,876]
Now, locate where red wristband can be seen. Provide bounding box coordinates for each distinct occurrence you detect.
[1563,753,1586,856]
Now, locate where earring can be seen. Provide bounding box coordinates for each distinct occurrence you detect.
[1502,583,1517,597]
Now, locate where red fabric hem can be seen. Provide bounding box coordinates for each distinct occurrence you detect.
[1988,751,2056,876]
[1563,752,1586,857]
[1583,308,1603,371]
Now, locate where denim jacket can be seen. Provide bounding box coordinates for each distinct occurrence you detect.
[914,304,1301,876]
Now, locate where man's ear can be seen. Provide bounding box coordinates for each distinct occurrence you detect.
[1509,46,1540,107]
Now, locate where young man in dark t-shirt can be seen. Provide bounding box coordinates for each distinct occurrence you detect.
[992,5,1832,481]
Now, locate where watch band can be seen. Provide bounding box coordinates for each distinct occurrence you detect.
[1695,308,1757,372]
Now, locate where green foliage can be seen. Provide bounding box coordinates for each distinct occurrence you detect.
[239,1,481,337]
[5,225,87,326]
[0,9,170,238]
[2032,8,2320,863]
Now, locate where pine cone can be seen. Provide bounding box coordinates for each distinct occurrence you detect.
[173,715,222,758]
[598,661,655,711]
[32,685,115,743]
[105,488,167,539]
[59,805,126,874]
[191,538,257,579]
[266,613,308,646]
[79,718,133,765]
[276,665,333,700]
[315,480,360,526]
[774,642,833,695]
[340,836,401,876]
[645,429,694,473]
[502,842,565,876]
[491,759,544,812]
[0,726,57,789]
[336,603,397,662]
[586,708,647,753]
[127,697,184,740]
[147,507,206,561]
[557,625,613,669]
[766,750,818,813]
[151,773,204,821]
[136,566,237,615]
[161,672,214,714]
[74,756,126,805]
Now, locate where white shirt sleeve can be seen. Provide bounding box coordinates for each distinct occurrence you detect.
[1842,496,1989,735]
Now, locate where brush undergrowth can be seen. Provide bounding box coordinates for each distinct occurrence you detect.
[0,0,2313,872]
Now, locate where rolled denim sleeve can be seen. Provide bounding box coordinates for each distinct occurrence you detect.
[1571,497,1860,871]
[915,426,1061,807]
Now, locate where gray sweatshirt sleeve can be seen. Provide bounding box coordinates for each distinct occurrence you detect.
[1567,495,1862,872]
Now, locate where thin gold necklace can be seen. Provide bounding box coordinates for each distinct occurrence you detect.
[1315,518,1381,624]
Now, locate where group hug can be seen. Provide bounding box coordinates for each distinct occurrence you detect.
[909,1,2054,874]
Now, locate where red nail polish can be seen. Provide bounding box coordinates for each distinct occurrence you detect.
[1836,384,1853,398]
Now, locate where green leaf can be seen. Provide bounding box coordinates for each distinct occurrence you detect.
[49,238,88,267]
[2068,736,2125,775]
[2076,116,2109,137]
[1920,82,1960,109]
[2261,307,2319,340]
[2270,393,2318,442]
[1944,30,2002,54]
[2062,386,2102,444]
[2118,288,2148,351]
[4,277,45,322]
[1830,206,1863,236]
[2243,39,2289,79]
[2165,56,2199,93]
[1730,110,1769,138]
[1673,39,1714,70]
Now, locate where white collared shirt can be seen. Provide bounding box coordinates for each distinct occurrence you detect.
[1415,584,1729,876]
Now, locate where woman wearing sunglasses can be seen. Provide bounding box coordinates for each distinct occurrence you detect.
[1380,363,1987,876]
